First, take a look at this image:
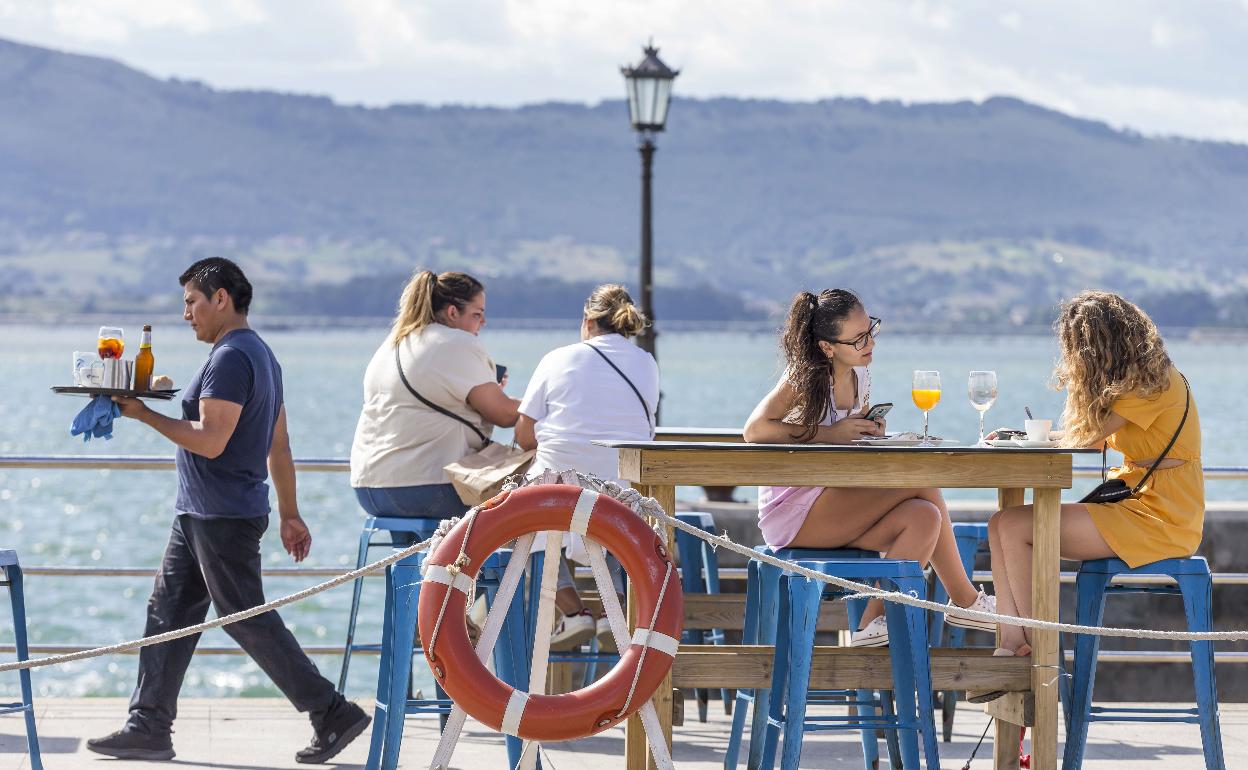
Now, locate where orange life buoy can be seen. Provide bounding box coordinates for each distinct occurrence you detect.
[417,484,683,741]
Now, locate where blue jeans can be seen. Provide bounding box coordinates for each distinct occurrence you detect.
[354,484,467,544]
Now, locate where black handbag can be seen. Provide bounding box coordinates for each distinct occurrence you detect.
[1079,373,1190,504]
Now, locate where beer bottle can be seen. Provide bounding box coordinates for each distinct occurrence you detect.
[135,325,155,392]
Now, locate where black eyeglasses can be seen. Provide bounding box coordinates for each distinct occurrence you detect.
[830,317,882,351]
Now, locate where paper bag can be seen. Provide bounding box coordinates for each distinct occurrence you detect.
[444,442,536,506]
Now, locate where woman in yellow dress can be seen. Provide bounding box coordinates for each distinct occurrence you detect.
[989,291,1202,657]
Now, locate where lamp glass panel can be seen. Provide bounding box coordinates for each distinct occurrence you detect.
[625,76,641,125]
[651,78,673,128]
[634,77,659,126]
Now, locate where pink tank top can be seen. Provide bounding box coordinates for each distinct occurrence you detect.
[757,367,871,548]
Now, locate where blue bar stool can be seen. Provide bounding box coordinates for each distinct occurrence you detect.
[339,516,444,692]
[1062,556,1225,770]
[0,550,42,770]
[758,559,939,770]
[928,522,990,741]
[675,512,730,722]
[365,547,530,770]
[725,546,902,770]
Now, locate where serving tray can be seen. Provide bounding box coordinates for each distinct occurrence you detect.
[51,386,179,401]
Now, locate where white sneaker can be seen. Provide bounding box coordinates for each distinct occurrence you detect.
[850,615,889,647]
[550,610,595,650]
[595,615,612,641]
[467,594,488,630]
[944,589,997,632]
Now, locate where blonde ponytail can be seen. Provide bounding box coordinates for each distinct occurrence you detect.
[390,270,485,345]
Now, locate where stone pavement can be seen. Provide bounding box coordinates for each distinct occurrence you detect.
[1,698,1243,769]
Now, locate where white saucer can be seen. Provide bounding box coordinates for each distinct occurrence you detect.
[985,439,1018,448]
[1013,439,1060,448]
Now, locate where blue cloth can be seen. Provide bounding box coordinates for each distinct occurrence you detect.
[176,329,283,519]
[70,395,120,441]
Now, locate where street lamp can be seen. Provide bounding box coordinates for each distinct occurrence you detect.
[621,42,678,361]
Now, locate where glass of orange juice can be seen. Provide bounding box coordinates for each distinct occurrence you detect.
[912,370,941,446]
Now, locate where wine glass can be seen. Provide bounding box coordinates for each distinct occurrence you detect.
[97,326,125,360]
[911,370,941,446]
[968,371,999,445]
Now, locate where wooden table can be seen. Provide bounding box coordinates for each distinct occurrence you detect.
[599,440,1097,770]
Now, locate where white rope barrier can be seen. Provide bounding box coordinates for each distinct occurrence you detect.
[0,538,433,674]
[539,470,1248,643]
[4,469,1245,681]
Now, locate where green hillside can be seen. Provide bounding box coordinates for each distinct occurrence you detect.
[2,36,1247,324]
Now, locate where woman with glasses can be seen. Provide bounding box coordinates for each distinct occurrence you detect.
[744,289,991,646]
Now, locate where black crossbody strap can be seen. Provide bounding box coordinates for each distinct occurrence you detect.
[1129,372,1191,494]
[394,343,491,447]
[582,342,654,437]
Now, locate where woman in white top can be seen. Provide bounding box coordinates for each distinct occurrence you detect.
[516,284,659,647]
[350,270,520,540]
[744,289,991,647]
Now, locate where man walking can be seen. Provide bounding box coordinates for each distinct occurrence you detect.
[88,257,369,763]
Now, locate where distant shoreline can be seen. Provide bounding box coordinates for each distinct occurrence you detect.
[3,311,1245,340]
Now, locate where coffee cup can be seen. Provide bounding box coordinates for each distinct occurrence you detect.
[73,352,104,387]
[1025,419,1053,442]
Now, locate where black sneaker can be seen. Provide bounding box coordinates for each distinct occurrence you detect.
[295,701,370,764]
[86,725,175,761]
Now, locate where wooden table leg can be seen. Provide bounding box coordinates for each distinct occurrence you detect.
[1030,487,1062,770]
[625,484,677,770]
[993,488,1025,770]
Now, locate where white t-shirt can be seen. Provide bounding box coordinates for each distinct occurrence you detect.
[350,324,496,488]
[519,334,659,482]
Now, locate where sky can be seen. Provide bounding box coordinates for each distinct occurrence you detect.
[3,0,1248,143]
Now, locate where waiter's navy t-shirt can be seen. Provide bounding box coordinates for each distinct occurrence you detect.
[175,328,283,519]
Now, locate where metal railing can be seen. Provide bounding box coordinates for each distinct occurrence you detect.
[2,453,1246,667]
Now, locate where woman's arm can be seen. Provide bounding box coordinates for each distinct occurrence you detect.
[467,382,521,428]
[514,413,538,451]
[744,378,880,444]
[1065,411,1128,449]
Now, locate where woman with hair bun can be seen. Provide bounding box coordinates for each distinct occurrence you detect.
[516,283,659,649]
[744,289,991,647]
[350,270,520,534]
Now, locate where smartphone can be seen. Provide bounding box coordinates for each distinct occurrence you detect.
[863,402,893,422]
[495,364,508,384]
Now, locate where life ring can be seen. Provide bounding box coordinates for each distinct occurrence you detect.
[418,484,684,741]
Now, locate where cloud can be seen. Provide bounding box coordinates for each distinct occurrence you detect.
[1,0,1247,142]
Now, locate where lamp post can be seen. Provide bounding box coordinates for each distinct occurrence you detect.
[621,43,678,361]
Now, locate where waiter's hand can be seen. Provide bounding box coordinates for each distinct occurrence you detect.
[112,395,150,420]
[281,515,313,562]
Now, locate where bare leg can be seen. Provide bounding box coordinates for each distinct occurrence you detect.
[555,587,584,616]
[995,502,1117,647]
[989,511,1028,653]
[917,488,980,608]
[787,487,942,627]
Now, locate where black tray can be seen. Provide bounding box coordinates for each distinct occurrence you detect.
[52,386,180,401]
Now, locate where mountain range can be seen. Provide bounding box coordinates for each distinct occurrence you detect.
[2,36,1247,324]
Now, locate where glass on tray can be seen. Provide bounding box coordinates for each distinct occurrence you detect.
[97,326,124,360]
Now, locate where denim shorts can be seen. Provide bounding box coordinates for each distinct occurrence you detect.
[354,484,467,543]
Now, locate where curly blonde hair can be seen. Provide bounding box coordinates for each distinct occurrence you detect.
[1053,291,1172,447]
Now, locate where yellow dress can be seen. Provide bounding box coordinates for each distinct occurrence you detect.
[1084,366,1203,568]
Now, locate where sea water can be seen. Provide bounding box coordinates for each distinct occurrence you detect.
[2,324,1244,698]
